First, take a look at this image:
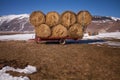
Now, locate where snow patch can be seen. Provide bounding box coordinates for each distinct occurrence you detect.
[1,65,37,74]
[90,41,120,47]
[19,22,26,31]
[0,34,35,41]
[0,65,37,80]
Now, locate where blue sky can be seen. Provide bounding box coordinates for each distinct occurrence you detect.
[0,0,120,17]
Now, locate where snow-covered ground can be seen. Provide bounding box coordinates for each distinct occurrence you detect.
[0,34,35,41]
[83,32,120,40]
[82,32,120,47]
[0,32,120,47]
[0,32,120,41]
[90,41,120,47]
[0,65,37,80]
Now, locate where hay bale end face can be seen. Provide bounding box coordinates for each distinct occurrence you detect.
[35,24,51,38]
[61,11,76,28]
[30,11,45,27]
[46,11,60,27]
[77,10,92,27]
[69,23,83,39]
[51,24,68,38]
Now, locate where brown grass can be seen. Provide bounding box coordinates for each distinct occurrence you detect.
[35,24,51,38]
[46,11,60,27]
[30,11,45,27]
[69,23,83,39]
[51,24,68,38]
[61,11,76,28]
[77,10,92,27]
[0,41,120,80]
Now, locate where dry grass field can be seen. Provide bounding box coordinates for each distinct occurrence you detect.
[0,40,120,80]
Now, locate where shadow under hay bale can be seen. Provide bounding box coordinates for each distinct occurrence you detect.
[77,10,92,27]
[30,11,45,27]
[69,23,83,39]
[66,39,105,44]
[46,11,60,27]
[61,11,76,28]
[35,24,51,38]
[51,24,68,38]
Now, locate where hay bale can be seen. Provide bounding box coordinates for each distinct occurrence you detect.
[69,23,83,39]
[61,11,76,28]
[88,32,99,36]
[77,10,92,27]
[46,11,60,27]
[51,24,68,38]
[88,32,92,36]
[35,24,51,38]
[29,11,45,27]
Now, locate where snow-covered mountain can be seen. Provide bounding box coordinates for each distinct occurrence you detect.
[0,14,34,32]
[0,14,120,32]
[92,16,120,21]
[87,16,120,33]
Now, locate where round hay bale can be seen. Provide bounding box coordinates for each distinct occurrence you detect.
[29,11,45,27]
[46,11,60,27]
[88,32,92,36]
[69,23,83,39]
[77,10,92,27]
[61,11,76,28]
[51,24,68,38]
[35,24,51,38]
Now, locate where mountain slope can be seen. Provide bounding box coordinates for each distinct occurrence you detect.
[0,14,33,32]
[0,14,120,32]
[87,16,120,33]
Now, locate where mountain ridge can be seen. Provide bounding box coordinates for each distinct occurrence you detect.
[0,14,120,33]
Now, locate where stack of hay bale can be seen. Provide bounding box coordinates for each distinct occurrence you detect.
[30,10,92,39]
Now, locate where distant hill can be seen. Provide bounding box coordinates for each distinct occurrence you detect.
[0,14,120,33]
[0,14,33,32]
[87,16,120,33]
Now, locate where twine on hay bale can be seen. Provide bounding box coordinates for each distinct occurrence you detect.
[29,11,45,27]
[69,23,83,39]
[61,11,76,28]
[51,24,68,38]
[35,24,51,38]
[77,10,92,27]
[46,11,60,27]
